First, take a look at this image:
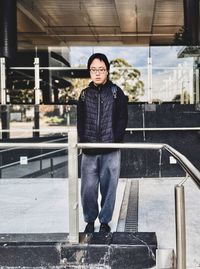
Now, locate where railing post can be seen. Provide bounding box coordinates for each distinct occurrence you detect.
[50,158,54,178]
[0,154,2,178]
[0,57,10,140]
[33,57,40,138]
[175,185,186,269]
[34,57,40,105]
[68,129,79,243]
[0,57,6,105]
[40,149,43,171]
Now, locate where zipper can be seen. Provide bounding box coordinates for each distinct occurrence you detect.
[96,87,101,141]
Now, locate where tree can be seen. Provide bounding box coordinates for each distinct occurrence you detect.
[110,58,144,101]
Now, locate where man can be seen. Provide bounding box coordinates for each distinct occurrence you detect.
[77,53,128,233]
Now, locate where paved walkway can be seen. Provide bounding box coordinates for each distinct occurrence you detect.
[139,177,200,268]
[0,177,126,233]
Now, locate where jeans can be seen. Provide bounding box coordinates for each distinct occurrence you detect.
[81,150,121,224]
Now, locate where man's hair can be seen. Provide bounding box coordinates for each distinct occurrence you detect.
[87,53,110,71]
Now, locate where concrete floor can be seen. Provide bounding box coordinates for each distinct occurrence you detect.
[0,177,199,268]
[138,177,200,269]
[0,177,125,233]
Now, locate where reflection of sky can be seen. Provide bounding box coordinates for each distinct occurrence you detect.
[69,46,194,101]
[70,46,148,67]
[70,46,193,68]
[151,46,193,67]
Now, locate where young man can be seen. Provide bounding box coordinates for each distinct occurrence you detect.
[77,53,128,233]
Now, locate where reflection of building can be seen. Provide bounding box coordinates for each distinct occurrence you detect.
[178,46,200,103]
[8,47,71,104]
[4,47,90,105]
[159,62,193,104]
[151,47,200,104]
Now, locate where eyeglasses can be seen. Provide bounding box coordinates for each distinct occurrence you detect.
[90,68,107,74]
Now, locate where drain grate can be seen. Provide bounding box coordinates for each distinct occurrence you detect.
[125,179,139,232]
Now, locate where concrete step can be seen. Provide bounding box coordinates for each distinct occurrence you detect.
[0,232,157,268]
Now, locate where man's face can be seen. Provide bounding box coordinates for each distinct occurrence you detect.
[89,58,108,85]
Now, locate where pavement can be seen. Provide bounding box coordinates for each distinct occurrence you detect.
[0,177,126,234]
[0,177,199,268]
[139,177,200,269]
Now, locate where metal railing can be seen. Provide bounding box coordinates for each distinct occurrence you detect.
[126,127,200,132]
[0,136,67,178]
[0,148,66,178]
[0,130,199,269]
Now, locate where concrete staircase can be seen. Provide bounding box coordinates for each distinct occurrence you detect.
[0,232,157,268]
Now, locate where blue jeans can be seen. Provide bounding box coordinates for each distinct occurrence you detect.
[81,150,121,224]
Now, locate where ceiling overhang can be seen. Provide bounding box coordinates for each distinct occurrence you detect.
[17,0,184,48]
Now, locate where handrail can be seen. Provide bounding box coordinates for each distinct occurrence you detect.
[126,127,200,131]
[1,127,200,132]
[164,144,200,189]
[10,67,87,70]
[0,143,68,149]
[0,136,67,153]
[0,127,72,132]
[78,142,200,189]
[0,138,67,175]
[0,148,66,170]
[0,141,199,189]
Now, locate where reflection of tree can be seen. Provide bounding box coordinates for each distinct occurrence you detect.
[110,58,144,101]
[173,26,189,45]
[70,78,90,98]
[173,26,200,46]
[172,91,190,104]
[9,89,34,104]
[59,78,90,102]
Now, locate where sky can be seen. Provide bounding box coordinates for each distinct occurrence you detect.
[69,46,194,101]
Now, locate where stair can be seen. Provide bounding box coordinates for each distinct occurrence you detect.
[0,232,157,268]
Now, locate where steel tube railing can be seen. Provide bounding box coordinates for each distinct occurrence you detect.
[164,144,200,189]
[0,128,72,132]
[0,148,66,170]
[0,140,199,188]
[0,141,199,188]
[126,127,200,131]
[68,130,79,243]
[175,185,186,269]
[0,136,67,154]
[0,143,67,149]
[78,142,164,150]
[0,58,6,105]
[1,127,200,132]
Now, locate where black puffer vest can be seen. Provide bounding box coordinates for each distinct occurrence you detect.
[82,81,116,143]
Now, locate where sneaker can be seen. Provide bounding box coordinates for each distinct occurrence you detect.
[84,222,94,233]
[99,223,111,233]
